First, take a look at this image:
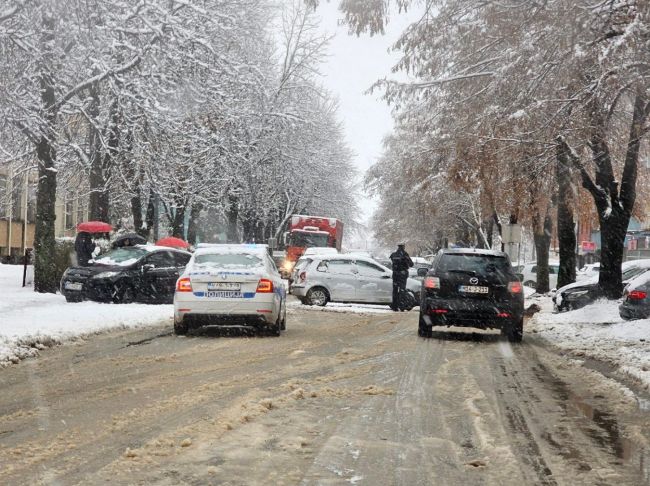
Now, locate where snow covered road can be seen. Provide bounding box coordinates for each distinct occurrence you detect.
[0,308,648,485]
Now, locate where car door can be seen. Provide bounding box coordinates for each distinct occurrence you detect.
[141,251,178,301]
[355,260,392,303]
[320,259,358,302]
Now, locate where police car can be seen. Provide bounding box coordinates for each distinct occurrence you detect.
[173,244,287,335]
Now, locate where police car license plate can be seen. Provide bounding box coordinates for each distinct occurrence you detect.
[205,291,242,298]
[207,282,241,291]
[65,281,83,291]
[459,285,488,294]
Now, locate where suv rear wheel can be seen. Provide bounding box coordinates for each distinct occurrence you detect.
[306,287,329,306]
[418,313,431,337]
[502,318,523,343]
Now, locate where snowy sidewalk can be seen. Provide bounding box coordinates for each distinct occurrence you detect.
[528,295,650,390]
[0,264,172,366]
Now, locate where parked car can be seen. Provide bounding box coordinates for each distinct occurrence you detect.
[554,259,650,312]
[619,271,650,320]
[514,261,560,289]
[290,254,421,307]
[60,245,192,304]
[409,257,432,281]
[419,248,524,342]
[173,244,286,335]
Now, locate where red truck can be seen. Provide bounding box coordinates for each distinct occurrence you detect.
[281,215,344,275]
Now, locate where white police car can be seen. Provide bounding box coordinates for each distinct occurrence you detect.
[173,244,287,335]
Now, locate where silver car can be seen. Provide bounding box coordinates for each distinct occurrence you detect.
[290,255,421,306]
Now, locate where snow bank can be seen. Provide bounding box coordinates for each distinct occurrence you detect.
[287,299,394,315]
[528,298,650,389]
[0,264,172,367]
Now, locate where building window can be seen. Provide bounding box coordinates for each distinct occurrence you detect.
[65,200,75,230]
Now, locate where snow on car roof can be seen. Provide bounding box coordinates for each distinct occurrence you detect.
[303,247,339,256]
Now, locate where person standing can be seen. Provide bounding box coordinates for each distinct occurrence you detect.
[74,232,95,266]
[389,242,413,311]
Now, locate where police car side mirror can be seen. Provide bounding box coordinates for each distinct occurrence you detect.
[417,267,428,277]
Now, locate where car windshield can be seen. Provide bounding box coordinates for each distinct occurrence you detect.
[92,247,148,266]
[194,253,263,268]
[290,231,329,248]
[438,254,512,274]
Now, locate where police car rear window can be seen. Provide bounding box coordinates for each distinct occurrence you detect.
[195,253,263,268]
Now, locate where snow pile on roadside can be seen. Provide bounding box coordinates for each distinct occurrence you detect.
[0,264,172,367]
[287,298,394,315]
[528,298,650,389]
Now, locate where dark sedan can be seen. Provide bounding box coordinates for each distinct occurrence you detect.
[60,246,191,304]
[620,271,650,320]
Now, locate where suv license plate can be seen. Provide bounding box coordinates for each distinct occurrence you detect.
[65,281,83,291]
[459,285,488,294]
[207,282,241,291]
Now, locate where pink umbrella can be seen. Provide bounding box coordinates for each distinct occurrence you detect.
[77,221,113,233]
[156,236,190,249]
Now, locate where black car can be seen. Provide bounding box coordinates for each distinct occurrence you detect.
[619,271,650,320]
[60,246,192,304]
[418,248,525,342]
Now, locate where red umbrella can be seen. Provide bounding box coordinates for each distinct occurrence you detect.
[156,236,190,249]
[77,221,113,233]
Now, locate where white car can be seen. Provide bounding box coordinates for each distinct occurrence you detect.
[514,262,560,289]
[173,244,287,335]
[290,254,421,306]
[577,263,600,281]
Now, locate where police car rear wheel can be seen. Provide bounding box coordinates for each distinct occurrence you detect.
[174,319,188,335]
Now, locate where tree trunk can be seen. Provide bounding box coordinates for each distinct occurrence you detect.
[33,13,58,293]
[225,194,240,243]
[556,140,577,289]
[88,81,108,222]
[599,209,627,298]
[171,201,185,238]
[186,203,202,245]
[532,210,552,293]
[143,189,156,239]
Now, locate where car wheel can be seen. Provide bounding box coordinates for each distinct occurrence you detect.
[418,313,431,337]
[280,303,287,331]
[272,314,282,336]
[504,318,523,343]
[174,319,188,335]
[306,287,329,307]
[113,282,135,304]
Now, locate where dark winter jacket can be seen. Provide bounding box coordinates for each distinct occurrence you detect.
[389,248,413,274]
[75,232,95,266]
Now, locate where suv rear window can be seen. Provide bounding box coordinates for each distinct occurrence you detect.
[437,254,512,274]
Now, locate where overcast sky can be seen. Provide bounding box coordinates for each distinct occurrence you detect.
[312,3,421,226]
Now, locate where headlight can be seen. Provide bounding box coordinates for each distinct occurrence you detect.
[282,262,294,272]
[94,271,120,279]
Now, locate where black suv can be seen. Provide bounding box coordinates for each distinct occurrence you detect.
[418,248,524,342]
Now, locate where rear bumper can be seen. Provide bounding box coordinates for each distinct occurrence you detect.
[174,294,280,326]
[619,303,649,320]
[422,297,523,329]
[289,285,308,298]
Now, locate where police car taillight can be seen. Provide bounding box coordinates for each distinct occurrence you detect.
[176,277,192,292]
[299,271,306,282]
[257,279,274,293]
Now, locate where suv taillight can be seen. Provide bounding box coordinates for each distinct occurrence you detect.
[299,271,306,282]
[629,289,647,300]
[176,277,192,292]
[424,277,440,289]
[508,281,523,294]
[257,278,274,293]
